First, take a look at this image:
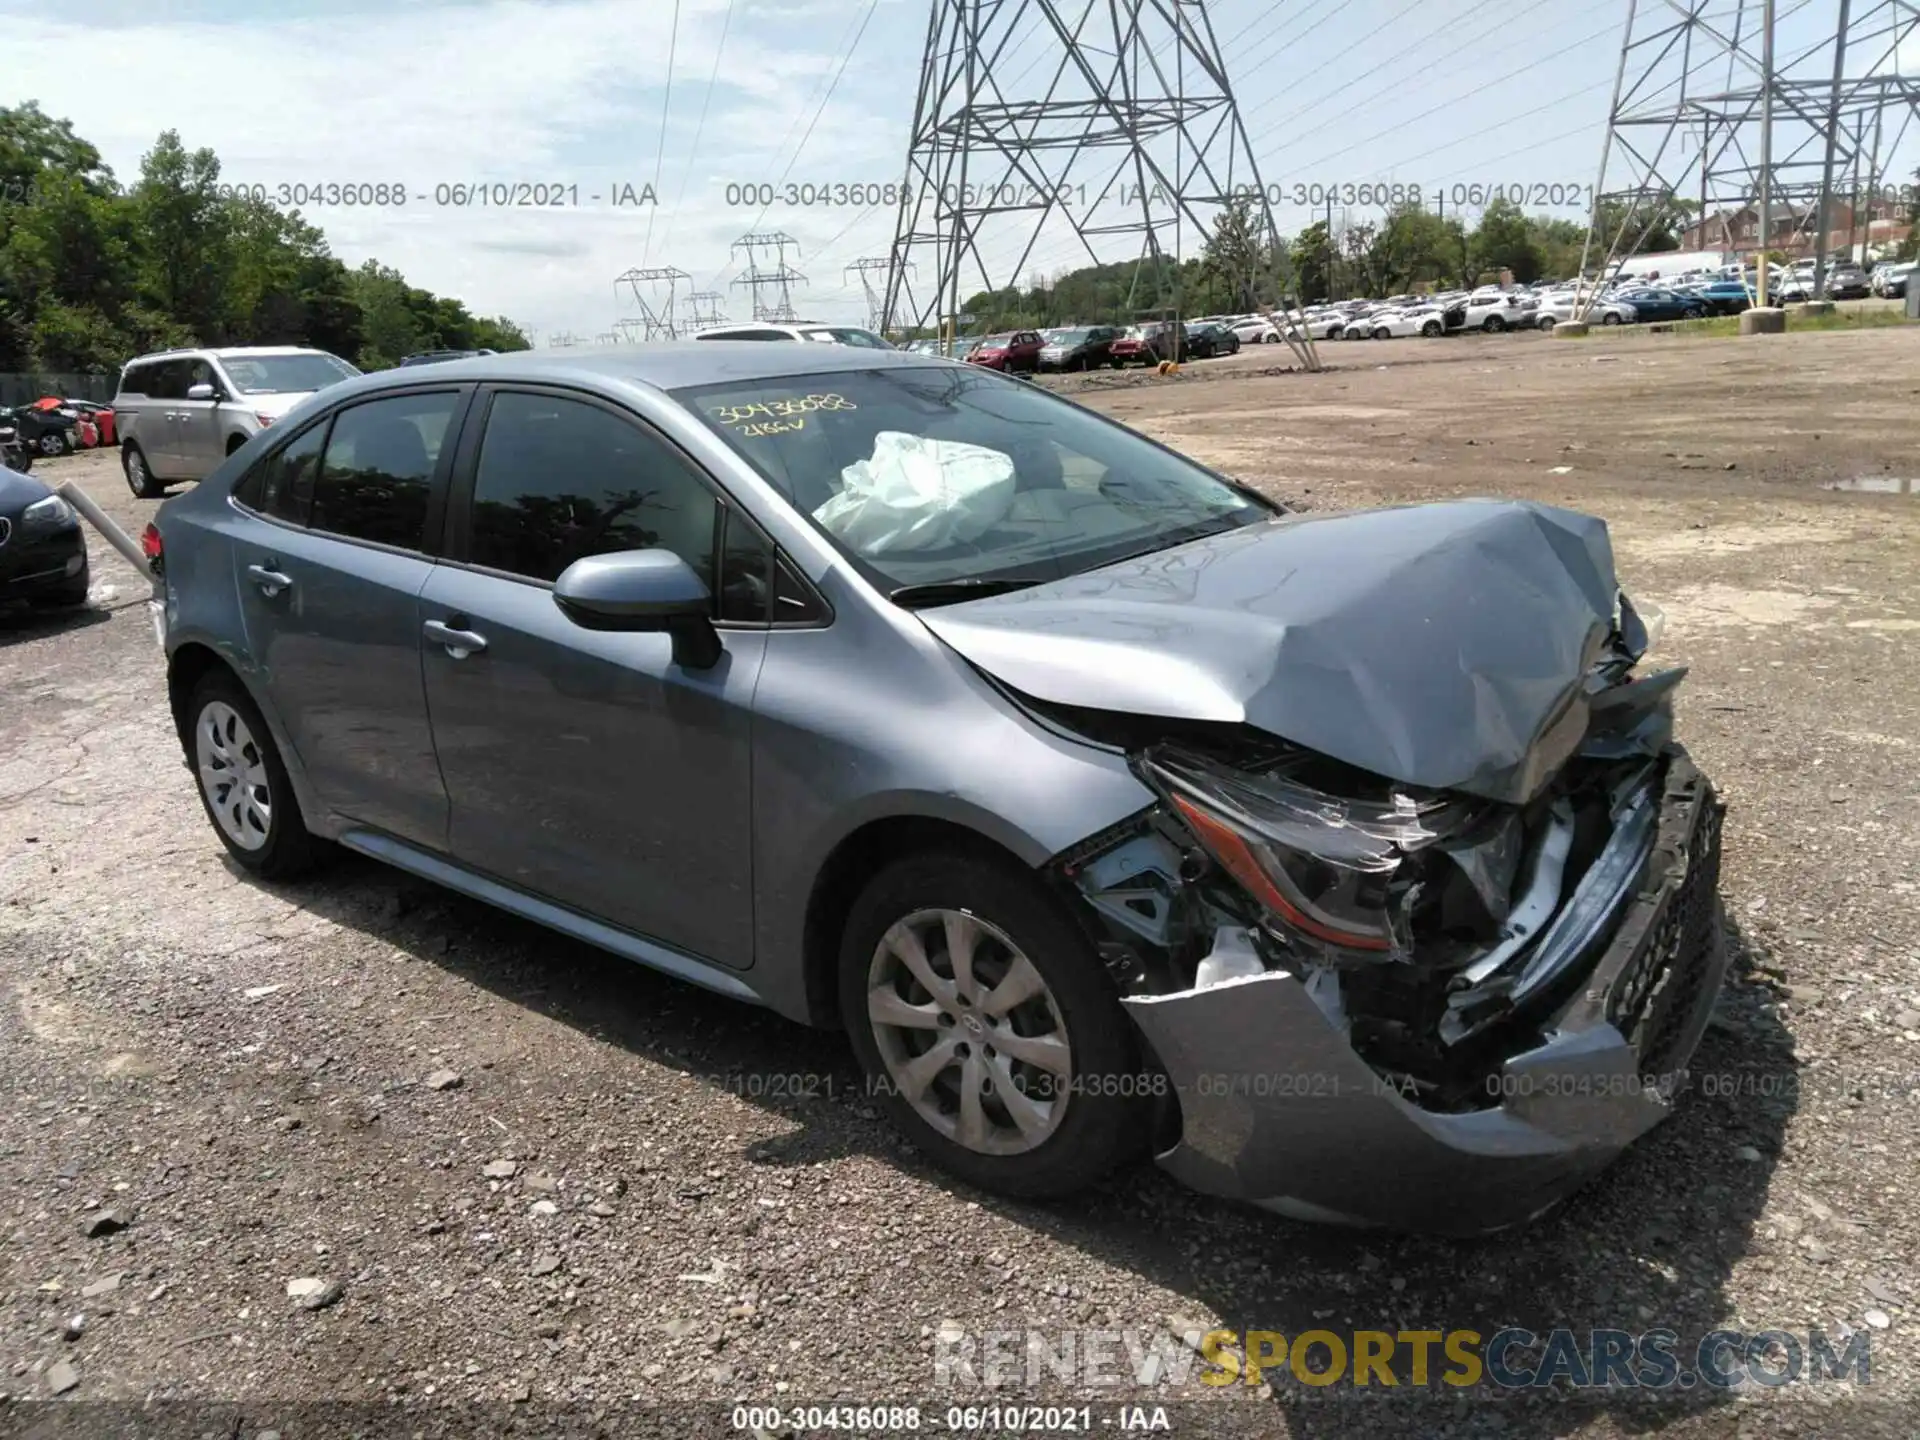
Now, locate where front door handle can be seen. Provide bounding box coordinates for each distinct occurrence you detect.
[424,618,488,658]
[247,562,293,597]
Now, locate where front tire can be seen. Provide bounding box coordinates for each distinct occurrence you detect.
[839,852,1143,1199]
[1601,312,1622,326]
[186,670,321,879]
[123,443,163,499]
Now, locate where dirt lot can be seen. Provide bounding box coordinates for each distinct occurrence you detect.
[2,325,1917,1438]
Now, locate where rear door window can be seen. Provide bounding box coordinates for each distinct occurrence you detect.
[309,392,460,551]
[234,420,328,525]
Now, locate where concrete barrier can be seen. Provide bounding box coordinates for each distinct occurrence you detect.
[1739,307,1786,335]
[1552,321,1591,338]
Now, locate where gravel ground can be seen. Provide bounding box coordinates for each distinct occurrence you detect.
[1,323,1916,1439]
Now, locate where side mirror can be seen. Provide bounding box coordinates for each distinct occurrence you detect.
[186,383,216,401]
[553,549,722,670]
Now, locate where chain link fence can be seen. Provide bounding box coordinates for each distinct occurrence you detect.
[0,373,117,407]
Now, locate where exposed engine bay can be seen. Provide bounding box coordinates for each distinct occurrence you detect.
[1043,591,1717,1118]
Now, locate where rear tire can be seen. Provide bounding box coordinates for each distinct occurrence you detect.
[839,851,1143,1199]
[123,443,163,499]
[1483,314,1506,332]
[185,669,322,879]
[1372,327,1390,340]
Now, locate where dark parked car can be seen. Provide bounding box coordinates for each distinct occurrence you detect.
[964,331,1044,372]
[1613,288,1708,322]
[1823,267,1872,301]
[1036,326,1122,371]
[1690,280,1754,316]
[0,464,89,610]
[1186,323,1240,359]
[144,343,1726,1234]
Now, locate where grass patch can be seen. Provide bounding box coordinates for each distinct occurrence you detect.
[1565,305,1917,341]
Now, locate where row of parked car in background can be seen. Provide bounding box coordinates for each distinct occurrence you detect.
[896,320,1248,372]
[886,254,1912,371]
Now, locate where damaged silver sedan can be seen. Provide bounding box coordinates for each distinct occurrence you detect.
[152,345,1723,1235]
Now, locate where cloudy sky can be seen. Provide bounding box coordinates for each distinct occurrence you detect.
[9,0,1913,340]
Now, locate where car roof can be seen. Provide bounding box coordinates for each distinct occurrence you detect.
[126,345,331,363]
[292,341,953,404]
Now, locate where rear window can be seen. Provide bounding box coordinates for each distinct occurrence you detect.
[308,392,459,550]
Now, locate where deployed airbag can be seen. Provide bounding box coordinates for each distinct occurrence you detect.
[812,430,1015,554]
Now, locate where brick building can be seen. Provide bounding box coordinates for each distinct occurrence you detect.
[1680,197,1911,259]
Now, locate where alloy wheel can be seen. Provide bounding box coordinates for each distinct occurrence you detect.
[195,700,273,850]
[866,908,1072,1156]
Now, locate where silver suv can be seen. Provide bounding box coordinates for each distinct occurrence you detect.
[115,346,360,498]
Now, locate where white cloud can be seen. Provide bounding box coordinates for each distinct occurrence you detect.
[11,0,912,335]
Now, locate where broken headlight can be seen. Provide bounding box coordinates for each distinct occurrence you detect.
[1141,745,1480,958]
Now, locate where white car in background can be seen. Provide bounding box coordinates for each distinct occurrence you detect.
[1363,307,1447,339]
[1228,314,1296,345]
[1534,292,1638,328]
[1456,293,1533,332]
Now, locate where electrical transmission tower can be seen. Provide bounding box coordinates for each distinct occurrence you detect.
[730,232,807,321]
[615,266,692,340]
[685,290,729,328]
[1584,0,1920,303]
[882,0,1320,369]
[546,332,585,349]
[611,317,649,344]
[846,257,906,332]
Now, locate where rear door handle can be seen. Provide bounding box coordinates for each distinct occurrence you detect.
[424,618,488,658]
[247,563,293,597]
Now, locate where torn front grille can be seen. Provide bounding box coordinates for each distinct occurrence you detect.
[1609,778,1725,1081]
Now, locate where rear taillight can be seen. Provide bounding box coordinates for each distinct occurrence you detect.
[140,522,164,575]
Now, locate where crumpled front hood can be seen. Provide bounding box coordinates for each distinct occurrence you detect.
[920,499,1632,804]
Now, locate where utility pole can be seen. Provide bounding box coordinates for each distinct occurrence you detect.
[1757,0,1775,308]
[614,267,692,340]
[884,0,1320,371]
[1811,0,1853,300]
[729,232,806,322]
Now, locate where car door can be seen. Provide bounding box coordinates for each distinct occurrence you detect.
[139,360,189,475]
[173,358,224,479]
[229,385,471,847]
[419,385,768,969]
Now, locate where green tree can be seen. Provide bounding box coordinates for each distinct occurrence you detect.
[1468,197,1545,282]
[1201,194,1267,311]
[1289,221,1331,303]
[1370,203,1469,291]
[131,130,232,341]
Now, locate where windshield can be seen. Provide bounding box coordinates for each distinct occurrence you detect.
[977,334,1015,348]
[219,353,359,394]
[677,365,1270,598]
[800,327,893,349]
[1047,329,1090,344]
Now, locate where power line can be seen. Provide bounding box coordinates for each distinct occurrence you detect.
[642,0,685,266]
[1245,0,1506,136]
[660,0,737,258]
[705,0,885,290]
[1282,9,1619,177]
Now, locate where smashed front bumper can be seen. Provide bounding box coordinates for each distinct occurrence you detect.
[1122,751,1726,1235]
